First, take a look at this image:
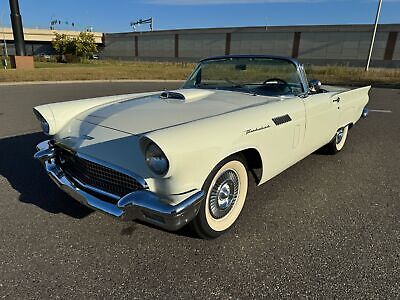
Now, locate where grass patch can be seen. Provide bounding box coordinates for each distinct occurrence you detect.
[306,65,400,87]
[0,60,195,82]
[0,60,399,87]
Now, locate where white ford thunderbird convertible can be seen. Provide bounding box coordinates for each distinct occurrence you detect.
[34,55,369,238]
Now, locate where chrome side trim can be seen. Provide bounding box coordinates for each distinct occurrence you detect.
[35,140,204,231]
[298,63,310,96]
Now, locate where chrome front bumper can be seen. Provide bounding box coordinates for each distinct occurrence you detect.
[34,140,204,231]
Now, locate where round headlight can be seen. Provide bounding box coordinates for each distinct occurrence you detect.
[145,142,169,175]
[40,120,50,135]
[33,109,50,135]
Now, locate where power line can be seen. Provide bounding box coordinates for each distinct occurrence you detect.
[130,17,153,32]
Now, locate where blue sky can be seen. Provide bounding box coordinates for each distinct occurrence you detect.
[0,0,399,33]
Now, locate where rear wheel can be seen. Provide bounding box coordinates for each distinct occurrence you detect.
[191,155,248,239]
[325,125,349,154]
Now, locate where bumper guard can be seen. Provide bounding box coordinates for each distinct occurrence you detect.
[34,140,204,231]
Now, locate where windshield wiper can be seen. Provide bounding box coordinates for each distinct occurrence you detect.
[224,79,258,96]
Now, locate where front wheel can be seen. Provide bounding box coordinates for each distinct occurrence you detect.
[191,155,249,239]
[325,125,349,154]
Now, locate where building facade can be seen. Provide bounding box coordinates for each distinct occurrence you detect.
[102,24,400,68]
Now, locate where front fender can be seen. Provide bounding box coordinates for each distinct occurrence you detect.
[33,92,158,135]
[145,104,270,197]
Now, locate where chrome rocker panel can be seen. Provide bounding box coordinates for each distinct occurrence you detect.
[34,140,204,231]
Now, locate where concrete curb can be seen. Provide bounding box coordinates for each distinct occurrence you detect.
[0,79,185,86]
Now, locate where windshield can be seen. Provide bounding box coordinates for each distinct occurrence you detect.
[183,57,304,97]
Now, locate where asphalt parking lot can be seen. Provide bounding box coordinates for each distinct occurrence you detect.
[0,82,399,298]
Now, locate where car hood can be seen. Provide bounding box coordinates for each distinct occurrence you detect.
[70,88,278,135]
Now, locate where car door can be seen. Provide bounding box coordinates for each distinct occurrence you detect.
[335,86,370,128]
[257,96,307,184]
[302,92,340,155]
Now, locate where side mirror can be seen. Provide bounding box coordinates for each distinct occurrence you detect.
[309,79,322,93]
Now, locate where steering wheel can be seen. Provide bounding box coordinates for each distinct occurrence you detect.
[262,78,289,86]
[261,78,292,95]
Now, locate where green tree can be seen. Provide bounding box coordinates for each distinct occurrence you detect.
[51,33,75,55]
[74,32,97,59]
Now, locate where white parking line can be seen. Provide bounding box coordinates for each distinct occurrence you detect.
[369,109,393,113]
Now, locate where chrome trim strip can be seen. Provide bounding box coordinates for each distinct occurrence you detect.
[34,140,204,231]
[298,63,310,96]
[171,188,197,196]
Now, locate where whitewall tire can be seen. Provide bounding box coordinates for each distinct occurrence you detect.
[326,125,349,154]
[191,155,248,239]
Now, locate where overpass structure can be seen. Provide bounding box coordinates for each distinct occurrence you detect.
[102,24,400,68]
[0,27,103,56]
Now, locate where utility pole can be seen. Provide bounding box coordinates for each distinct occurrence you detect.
[9,0,26,56]
[366,0,383,71]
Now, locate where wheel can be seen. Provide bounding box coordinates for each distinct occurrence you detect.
[325,125,349,154]
[191,155,249,239]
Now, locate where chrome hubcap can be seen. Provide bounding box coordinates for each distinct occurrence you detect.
[218,182,232,209]
[209,169,239,219]
[336,127,344,144]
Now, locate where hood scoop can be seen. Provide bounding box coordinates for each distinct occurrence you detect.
[160,89,215,103]
[160,91,186,100]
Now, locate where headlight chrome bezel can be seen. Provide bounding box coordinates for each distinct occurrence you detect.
[144,141,169,176]
[33,108,50,135]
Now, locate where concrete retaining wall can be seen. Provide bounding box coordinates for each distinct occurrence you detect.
[102,24,400,68]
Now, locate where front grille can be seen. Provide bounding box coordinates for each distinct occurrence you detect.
[56,147,144,198]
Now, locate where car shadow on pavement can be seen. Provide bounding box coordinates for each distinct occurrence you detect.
[0,132,93,219]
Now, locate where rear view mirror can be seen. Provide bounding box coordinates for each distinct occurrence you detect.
[309,79,322,93]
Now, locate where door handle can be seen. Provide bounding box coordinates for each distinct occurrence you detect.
[332,97,340,103]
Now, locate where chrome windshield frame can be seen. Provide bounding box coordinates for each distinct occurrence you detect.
[183,55,310,97]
